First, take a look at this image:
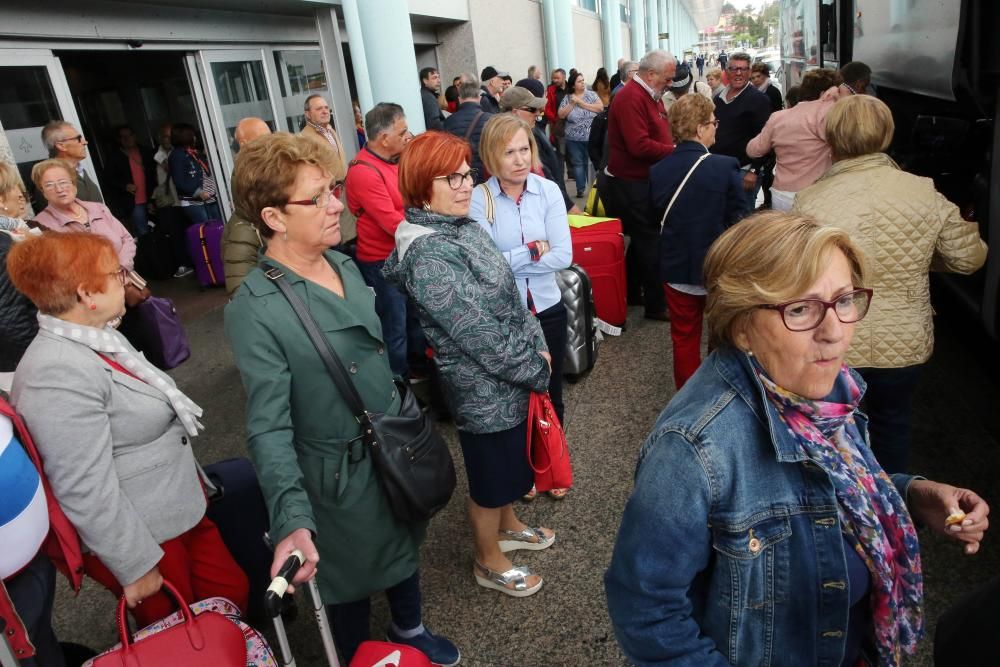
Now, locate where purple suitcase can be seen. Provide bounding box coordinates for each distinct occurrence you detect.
[133,296,190,369]
[185,219,225,288]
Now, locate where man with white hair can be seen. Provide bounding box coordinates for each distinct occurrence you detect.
[611,61,638,95]
[604,50,676,321]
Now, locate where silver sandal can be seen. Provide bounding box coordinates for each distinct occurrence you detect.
[473,561,544,597]
[498,527,556,553]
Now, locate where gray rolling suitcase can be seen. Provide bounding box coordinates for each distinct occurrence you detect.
[555,264,599,382]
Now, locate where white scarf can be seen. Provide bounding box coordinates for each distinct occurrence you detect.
[36,313,204,437]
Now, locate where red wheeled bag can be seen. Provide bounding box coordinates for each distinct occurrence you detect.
[567,215,627,328]
[185,219,225,288]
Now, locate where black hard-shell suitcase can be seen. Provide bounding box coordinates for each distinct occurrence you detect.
[202,457,273,622]
[555,264,599,382]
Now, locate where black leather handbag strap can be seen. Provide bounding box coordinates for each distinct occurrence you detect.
[263,265,369,421]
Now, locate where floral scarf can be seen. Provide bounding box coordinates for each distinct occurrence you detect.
[753,359,923,666]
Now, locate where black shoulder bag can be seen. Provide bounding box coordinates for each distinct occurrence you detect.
[265,266,456,523]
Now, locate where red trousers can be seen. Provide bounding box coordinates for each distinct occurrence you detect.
[664,284,706,390]
[83,515,249,627]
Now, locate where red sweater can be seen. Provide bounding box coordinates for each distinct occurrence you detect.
[345,146,405,262]
[606,82,674,180]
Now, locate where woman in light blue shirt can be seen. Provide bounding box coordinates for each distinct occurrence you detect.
[471,114,573,499]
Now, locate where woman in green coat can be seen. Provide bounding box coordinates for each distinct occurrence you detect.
[224,133,459,666]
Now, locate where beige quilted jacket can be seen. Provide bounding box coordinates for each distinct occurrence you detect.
[793,153,987,368]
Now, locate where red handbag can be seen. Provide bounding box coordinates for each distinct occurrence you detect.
[526,392,573,492]
[92,580,247,667]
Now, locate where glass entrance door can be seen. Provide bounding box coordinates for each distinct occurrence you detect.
[0,49,96,215]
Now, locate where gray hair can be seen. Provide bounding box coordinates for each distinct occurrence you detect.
[638,50,675,74]
[728,52,752,67]
[303,94,327,112]
[365,102,405,140]
[41,121,72,158]
[619,60,637,79]
[457,73,481,101]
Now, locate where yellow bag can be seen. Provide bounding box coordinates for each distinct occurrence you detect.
[584,179,605,217]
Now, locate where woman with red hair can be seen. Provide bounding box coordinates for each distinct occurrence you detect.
[384,131,557,599]
[7,232,248,627]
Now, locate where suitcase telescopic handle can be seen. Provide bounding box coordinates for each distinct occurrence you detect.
[264,549,304,618]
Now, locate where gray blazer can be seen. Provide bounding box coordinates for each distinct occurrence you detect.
[11,330,206,585]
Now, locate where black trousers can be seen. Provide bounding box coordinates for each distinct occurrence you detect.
[604,175,665,314]
[856,365,922,474]
[5,553,65,667]
[536,302,567,423]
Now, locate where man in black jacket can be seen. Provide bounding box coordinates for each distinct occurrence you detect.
[105,125,157,236]
[479,66,503,113]
[419,67,445,131]
[444,74,493,183]
[750,62,783,113]
[712,52,772,211]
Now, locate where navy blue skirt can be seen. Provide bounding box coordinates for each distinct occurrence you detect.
[458,420,533,508]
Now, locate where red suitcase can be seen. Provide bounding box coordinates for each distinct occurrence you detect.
[568,216,627,327]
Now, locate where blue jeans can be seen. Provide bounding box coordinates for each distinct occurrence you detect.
[130,203,150,236]
[357,259,425,377]
[180,201,221,225]
[856,364,922,474]
[740,166,761,211]
[566,139,590,194]
[327,570,422,663]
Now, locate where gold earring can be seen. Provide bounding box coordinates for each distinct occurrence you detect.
[422,202,431,212]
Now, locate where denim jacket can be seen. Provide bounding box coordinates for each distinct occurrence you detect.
[605,347,916,667]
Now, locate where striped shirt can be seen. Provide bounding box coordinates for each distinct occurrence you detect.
[0,414,48,579]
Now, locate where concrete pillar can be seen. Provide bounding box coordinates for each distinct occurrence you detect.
[541,0,560,77]
[354,0,426,134]
[630,0,645,61]
[341,0,374,116]
[314,7,359,156]
[610,2,623,69]
[601,0,618,74]
[645,0,658,55]
[657,0,668,52]
[553,0,576,71]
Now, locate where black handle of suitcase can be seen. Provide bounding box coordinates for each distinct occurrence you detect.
[266,548,341,667]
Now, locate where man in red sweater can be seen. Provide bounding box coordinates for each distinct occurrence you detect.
[345,102,424,378]
[605,49,676,320]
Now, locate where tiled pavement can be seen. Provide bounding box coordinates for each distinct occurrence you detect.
[49,277,1000,666]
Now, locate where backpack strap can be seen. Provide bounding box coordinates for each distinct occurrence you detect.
[464,111,485,143]
[476,183,495,224]
[346,157,388,218]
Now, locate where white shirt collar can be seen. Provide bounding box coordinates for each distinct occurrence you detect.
[633,75,660,101]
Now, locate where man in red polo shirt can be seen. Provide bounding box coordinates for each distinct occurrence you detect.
[604,50,676,321]
[345,102,425,379]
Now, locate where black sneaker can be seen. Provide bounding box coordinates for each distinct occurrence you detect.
[386,626,460,666]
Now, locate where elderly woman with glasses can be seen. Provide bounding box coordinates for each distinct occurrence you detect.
[384,131,555,600]
[794,95,987,475]
[31,158,135,270]
[606,211,989,667]
[224,133,458,666]
[9,232,248,627]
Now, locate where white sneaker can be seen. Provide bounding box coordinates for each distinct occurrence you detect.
[173,266,194,278]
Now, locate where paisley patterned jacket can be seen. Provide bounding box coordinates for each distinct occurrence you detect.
[383,207,550,434]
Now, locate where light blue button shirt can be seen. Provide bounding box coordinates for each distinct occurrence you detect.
[470,174,572,313]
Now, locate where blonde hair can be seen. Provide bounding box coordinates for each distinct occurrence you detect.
[825,95,894,159]
[30,158,76,192]
[705,67,723,84]
[478,114,540,177]
[703,211,867,348]
[0,162,24,198]
[668,94,715,143]
[231,132,339,239]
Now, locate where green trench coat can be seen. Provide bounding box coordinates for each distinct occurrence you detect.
[224,250,425,604]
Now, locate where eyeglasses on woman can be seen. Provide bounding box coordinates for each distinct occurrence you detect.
[757,288,873,332]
